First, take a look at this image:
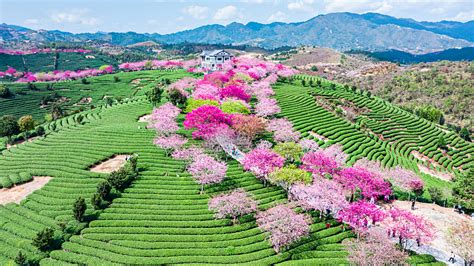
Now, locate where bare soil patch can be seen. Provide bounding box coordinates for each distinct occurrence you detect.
[90,155,129,173]
[310,131,329,142]
[411,150,453,181]
[418,164,453,181]
[389,201,473,254]
[6,136,40,150]
[131,79,143,85]
[0,176,52,205]
[138,114,152,123]
[74,97,92,105]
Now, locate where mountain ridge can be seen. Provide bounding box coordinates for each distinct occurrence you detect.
[1,12,473,53]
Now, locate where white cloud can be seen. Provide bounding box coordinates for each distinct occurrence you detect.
[323,0,389,13]
[450,11,474,22]
[240,0,265,3]
[182,5,209,20]
[288,0,315,12]
[213,5,238,21]
[268,11,288,22]
[24,19,39,25]
[50,9,98,26]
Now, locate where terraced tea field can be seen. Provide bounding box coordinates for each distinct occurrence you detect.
[274,76,472,198]
[0,69,190,121]
[0,71,455,265]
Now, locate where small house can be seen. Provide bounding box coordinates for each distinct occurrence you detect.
[200,50,234,71]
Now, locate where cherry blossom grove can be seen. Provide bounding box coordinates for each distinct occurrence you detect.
[144,55,434,259]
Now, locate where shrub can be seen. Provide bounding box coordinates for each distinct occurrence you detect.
[273,142,303,163]
[106,166,137,192]
[268,165,312,188]
[113,76,120,82]
[459,127,471,142]
[18,115,35,137]
[91,193,102,210]
[0,115,20,141]
[0,84,12,98]
[221,100,250,114]
[168,88,187,107]
[81,78,90,84]
[14,251,28,265]
[73,197,87,222]
[97,181,112,200]
[184,99,219,113]
[146,85,164,106]
[428,187,443,203]
[35,126,45,136]
[32,227,55,251]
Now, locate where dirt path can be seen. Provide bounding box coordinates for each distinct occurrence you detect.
[391,201,472,257]
[138,114,152,123]
[310,131,329,142]
[90,155,128,173]
[0,176,52,205]
[6,136,40,150]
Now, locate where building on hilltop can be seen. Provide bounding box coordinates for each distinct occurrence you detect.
[200,50,234,71]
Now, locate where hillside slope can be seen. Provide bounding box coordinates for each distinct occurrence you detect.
[1,12,473,52]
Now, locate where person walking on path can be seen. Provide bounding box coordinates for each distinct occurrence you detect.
[448,251,456,263]
[411,198,416,210]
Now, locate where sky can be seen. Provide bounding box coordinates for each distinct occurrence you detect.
[1,0,473,34]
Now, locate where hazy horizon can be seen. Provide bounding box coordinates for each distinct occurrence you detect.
[1,0,473,34]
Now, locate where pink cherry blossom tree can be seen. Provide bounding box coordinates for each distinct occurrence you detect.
[183,105,233,139]
[343,227,408,265]
[300,151,341,178]
[256,205,311,253]
[219,84,251,102]
[255,98,281,117]
[153,134,188,156]
[208,188,258,225]
[266,118,300,142]
[149,103,181,136]
[337,201,386,236]
[383,207,434,250]
[188,154,227,194]
[290,178,348,218]
[242,148,285,184]
[335,167,392,201]
[299,139,320,153]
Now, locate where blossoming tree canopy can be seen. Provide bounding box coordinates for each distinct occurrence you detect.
[187,154,227,193]
[242,148,285,179]
[208,188,257,224]
[268,166,312,188]
[383,207,434,249]
[171,146,206,164]
[153,134,188,155]
[231,114,266,140]
[335,167,392,200]
[290,178,348,216]
[338,201,386,234]
[300,150,341,178]
[343,227,409,265]
[183,105,234,139]
[150,103,181,135]
[256,205,311,253]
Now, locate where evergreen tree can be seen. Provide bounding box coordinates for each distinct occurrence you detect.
[73,197,87,222]
[32,227,54,251]
[14,251,27,266]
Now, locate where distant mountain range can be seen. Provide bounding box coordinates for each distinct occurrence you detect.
[1,12,473,53]
[352,47,474,64]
